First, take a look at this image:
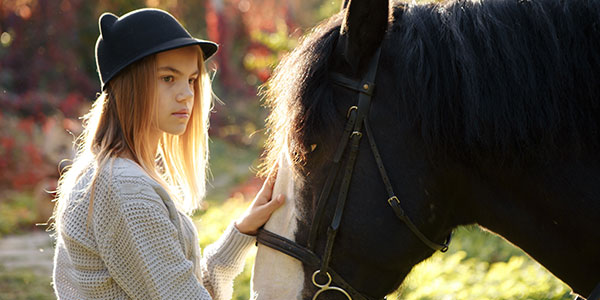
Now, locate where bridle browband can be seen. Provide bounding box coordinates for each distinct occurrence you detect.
[257,46,451,300]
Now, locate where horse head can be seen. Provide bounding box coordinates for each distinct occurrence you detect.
[252,0,600,298]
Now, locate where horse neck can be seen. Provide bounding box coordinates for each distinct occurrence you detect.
[455,158,600,296]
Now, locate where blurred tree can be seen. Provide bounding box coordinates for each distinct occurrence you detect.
[0,0,344,113]
[205,0,249,92]
[0,0,95,118]
[0,0,345,147]
[8,1,91,94]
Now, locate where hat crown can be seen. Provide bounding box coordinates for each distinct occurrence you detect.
[99,9,191,51]
[95,8,218,90]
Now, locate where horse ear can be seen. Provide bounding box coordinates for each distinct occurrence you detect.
[339,0,389,73]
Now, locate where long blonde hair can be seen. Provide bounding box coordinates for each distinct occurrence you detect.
[53,46,212,230]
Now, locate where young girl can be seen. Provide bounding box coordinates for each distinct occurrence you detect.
[52,8,284,300]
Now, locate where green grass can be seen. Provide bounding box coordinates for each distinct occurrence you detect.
[0,267,54,300]
[0,191,37,238]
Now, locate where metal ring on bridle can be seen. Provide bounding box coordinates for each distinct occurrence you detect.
[312,270,352,300]
[351,131,363,138]
[347,106,358,118]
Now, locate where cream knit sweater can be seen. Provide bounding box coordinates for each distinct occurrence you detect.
[53,157,255,300]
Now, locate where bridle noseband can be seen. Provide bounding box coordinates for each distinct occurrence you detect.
[257,46,451,300]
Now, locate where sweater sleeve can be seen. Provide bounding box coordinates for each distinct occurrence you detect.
[94,180,213,300]
[201,223,256,300]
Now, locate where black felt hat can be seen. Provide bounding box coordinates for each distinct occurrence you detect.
[95,8,218,90]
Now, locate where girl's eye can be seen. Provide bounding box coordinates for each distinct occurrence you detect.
[162,76,174,83]
[189,77,197,85]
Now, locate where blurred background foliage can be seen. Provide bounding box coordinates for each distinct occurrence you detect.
[0,0,575,299]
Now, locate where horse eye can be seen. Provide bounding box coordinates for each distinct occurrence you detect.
[310,144,317,152]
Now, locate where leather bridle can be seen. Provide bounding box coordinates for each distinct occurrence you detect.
[256,45,451,300]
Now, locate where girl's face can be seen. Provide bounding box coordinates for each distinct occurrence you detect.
[155,46,199,136]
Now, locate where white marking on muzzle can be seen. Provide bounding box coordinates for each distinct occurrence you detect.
[251,150,304,299]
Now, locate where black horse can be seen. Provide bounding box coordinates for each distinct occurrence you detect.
[252,0,600,299]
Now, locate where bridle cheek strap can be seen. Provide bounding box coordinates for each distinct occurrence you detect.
[362,118,451,253]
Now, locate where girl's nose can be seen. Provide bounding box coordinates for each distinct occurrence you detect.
[176,83,194,102]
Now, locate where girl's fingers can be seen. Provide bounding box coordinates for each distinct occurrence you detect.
[270,194,285,208]
[257,194,285,218]
[257,163,279,202]
[257,182,274,203]
[267,161,279,183]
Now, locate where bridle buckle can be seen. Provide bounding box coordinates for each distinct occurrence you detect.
[347,105,358,118]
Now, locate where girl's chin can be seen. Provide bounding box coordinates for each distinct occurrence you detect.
[160,126,188,136]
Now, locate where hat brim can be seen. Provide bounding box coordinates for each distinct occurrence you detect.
[102,37,218,90]
[138,37,218,62]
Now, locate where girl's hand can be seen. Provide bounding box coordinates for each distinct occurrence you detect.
[234,168,285,235]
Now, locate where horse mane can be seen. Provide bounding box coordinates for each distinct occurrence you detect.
[260,13,344,175]
[261,0,600,175]
[393,0,600,164]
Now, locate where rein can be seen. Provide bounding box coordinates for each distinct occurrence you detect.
[256,45,451,300]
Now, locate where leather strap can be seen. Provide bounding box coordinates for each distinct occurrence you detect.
[363,119,450,252]
[319,47,381,275]
[320,121,362,272]
[257,228,381,300]
[307,110,358,251]
[257,228,320,267]
[330,73,374,96]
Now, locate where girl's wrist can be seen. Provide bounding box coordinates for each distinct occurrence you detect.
[234,219,257,236]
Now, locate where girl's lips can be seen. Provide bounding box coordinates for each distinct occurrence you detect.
[172,111,189,118]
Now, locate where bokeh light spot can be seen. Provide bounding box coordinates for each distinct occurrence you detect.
[1,32,12,47]
[18,6,32,19]
[60,0,72,12]
[238,0,250,13]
